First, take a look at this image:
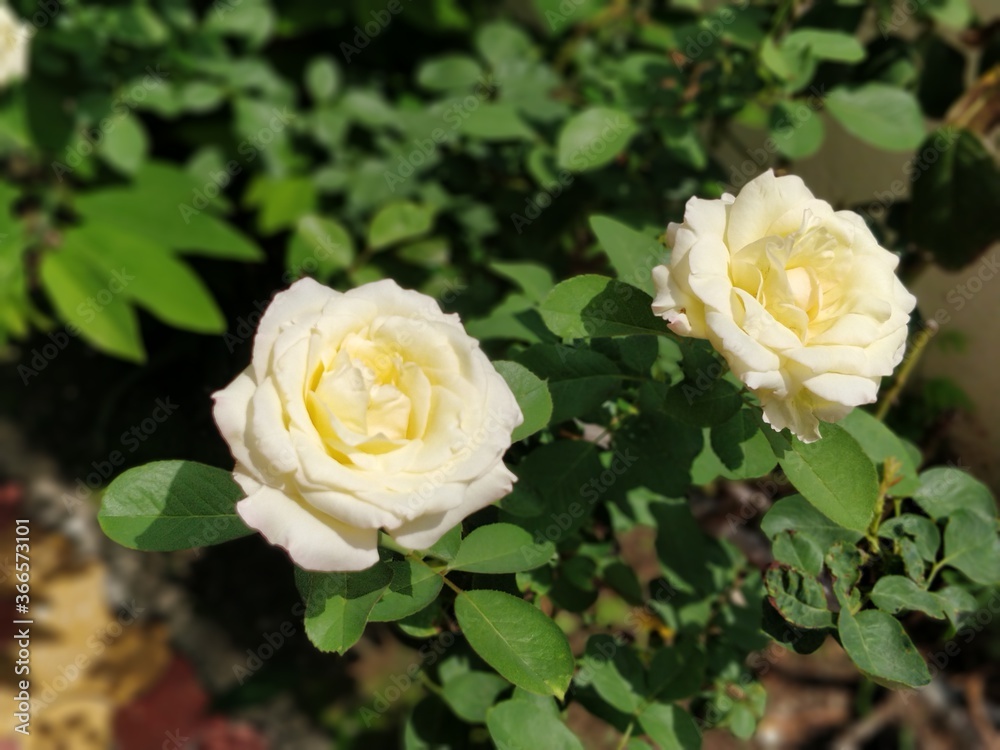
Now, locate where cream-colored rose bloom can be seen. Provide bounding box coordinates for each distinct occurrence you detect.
[0,7,29,88]
[652,170,916,443]
[213,278,523,571]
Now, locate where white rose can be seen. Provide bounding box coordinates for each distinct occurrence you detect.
[213,278,523,572]
[0,7,29,88]
[652,170,917,443]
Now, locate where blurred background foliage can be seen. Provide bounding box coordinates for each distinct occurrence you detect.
[1,0,997,366]
[1,0,1000,748]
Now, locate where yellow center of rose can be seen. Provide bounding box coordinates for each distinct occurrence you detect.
[730,218,847,343]
[305,331,432,451]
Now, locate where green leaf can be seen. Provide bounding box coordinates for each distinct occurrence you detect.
[398,237,450,268]
[413,526,460,565]
[617,412,704,498]
[461,102,536,141]
[652,500,733,597]
[837,608,931,688]
[637,703,702,750]
[578,634,645,713]
[98,461,252,551]
[515,345,621,424]
[839,409,920,496]
[762,601,829,655]
[769,100,824,160]
[691,409,777,483]
[368,559,443,622]
[178,82,225,113]
[286,215,355,281]
[768,424,879,532]
[490,261,555,304]
[647,642,707,701]
[64,224,226,335]
[760,36,802,83]
[909,129,1000,270]
[540,275,665,339]
[368,201,435,250]
[75,165,263,261]
[765,566,833,629]
[97,114,149,176]
[589,216,664,293]
[486,698,584,750]
[449,523,554,574]
[417,54,484,91]
[761,494,864,550]
[772,530,824,577]
[477,20,535,65]
[924,0,973,28]
[913,467,997,522]
[455,589,574,699]
[879,515,940,562]
[664,378,743,428]
[783,29,865,62]
[39,250,144,362]
[246,176,318,236]
[825,543,862,611]
[942,509,1000,584]
[441,671,510,723]
[494,361,553,441]
[397,602,442,639]
[871,576,945,619]
[825,84,925,151]
[295,564,394,654]
[557,108,639,172]
[935,586,979,627]
[305,56,341,102]
[500,440,604,543]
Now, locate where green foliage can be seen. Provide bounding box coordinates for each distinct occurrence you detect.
[766,423,879,532]
[98,461,252,550]
[55,0,1000,745]
[454,588,574,699]
[295,566,394,654]
[763,464,1000,689]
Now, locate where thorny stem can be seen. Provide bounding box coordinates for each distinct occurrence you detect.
[874,322,938,421]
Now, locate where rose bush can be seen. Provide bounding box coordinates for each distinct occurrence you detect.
[652,170,917,442]
[212,278,523,572]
